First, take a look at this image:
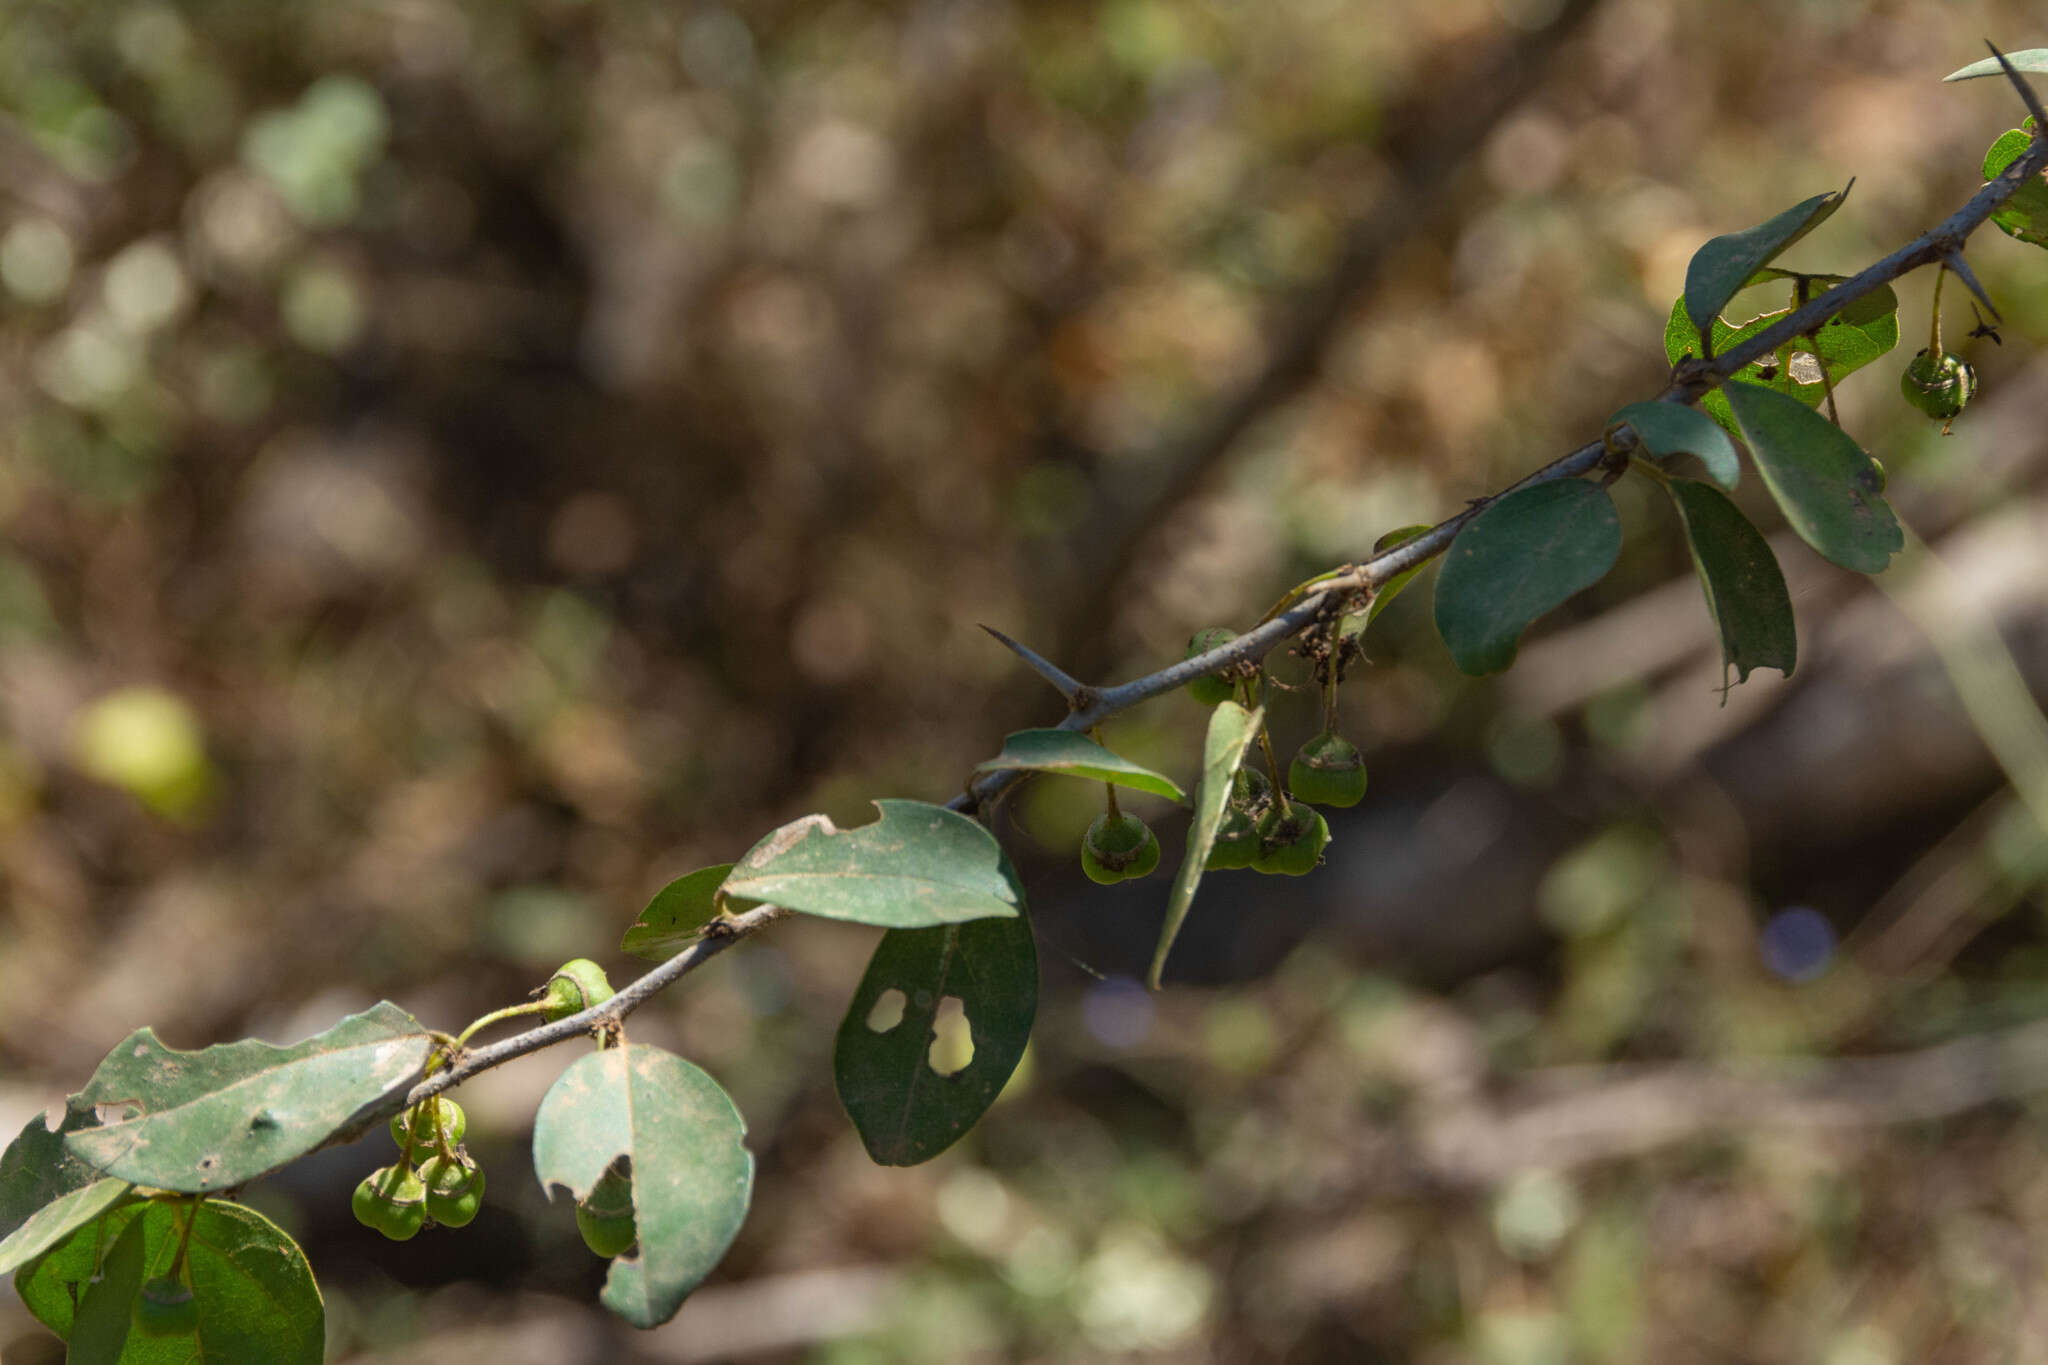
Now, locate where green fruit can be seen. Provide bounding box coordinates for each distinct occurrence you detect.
[1184,628,1238,706]
[540,958,615,1022]
[576,1165,638,1258]
[1081,811,1161,884]
[1900,348,1976,422]
[1252,800,1331,876]
[1869,456,1887,492]
[420,1154,486,1228]
[132,1275,198,1337]
[391,1097,466,1151]
[1288,731,1367,808]
[353,1166,427,1242]
[1205,767,1270,870]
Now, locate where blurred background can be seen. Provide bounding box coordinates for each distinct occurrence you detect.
[5,0,2048,1360]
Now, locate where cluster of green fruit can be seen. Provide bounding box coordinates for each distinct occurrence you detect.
[1078,628,1369,883]
[352,1097,486,1240]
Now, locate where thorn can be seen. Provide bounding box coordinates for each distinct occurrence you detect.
[1969,302,2002,345]
[1943,251,2003,324]
[979,624,1085,705]
[1987,40,2048,131]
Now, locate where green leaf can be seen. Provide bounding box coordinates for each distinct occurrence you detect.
[1664,479,1797,689]
[621,864,757,961]
[1434,480,1622,676]
[971,729,1188,804]
[834,912,1038,1166]
[1723,381,1902,574]
[1684,186,1849,338]
[1364,524,1434,628]
[16,1199,323,1362]
[1944,49,2048,80]
[1664,286,1899,434]
[63,1002,434,1193]
[1,1105,139,1275]
[0,1176,135,1276]
[1981,120,2048,248]
[532,1045,753,1329]
[66,1213,146,1363]
[722,799,1023,929]
[1148,701,1263,990]
[1611,401,1740,490]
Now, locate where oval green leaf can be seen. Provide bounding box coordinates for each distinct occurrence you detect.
[621,864,760,961]
[1148,701,1263,990]
[1723,381,1902,574]
[16,1199,323,1363]
[62,1002,434,1193]
[0,1176,134,1276]
[1664,479,1797,691]
[1434,480,1622,676]
[835,911,1038,1166]
[1,1105,139,1275]
[971,729,1188,805]
[1611,401,1740,490]
[1665,287,1899,435]
[532,1045,754,1329]
[1684,186,1849,339]
[722,799,1023,929]
[1944,49,2048,80]
[1982,120,2048,248]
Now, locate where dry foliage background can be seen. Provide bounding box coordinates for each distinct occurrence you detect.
[6,0,2048,1361]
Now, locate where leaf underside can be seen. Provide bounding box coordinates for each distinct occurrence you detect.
[1149,701,1263,989]
[1612,400,1741,490]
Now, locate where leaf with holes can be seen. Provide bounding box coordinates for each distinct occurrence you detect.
[0,1106,139,1276]
[1434,480,1621,676]
[1723,381,1902,574]
[1611,401,1740,490]
[1664,283,1899,435]
[62,1002,434,1193]
[972,730,1188,804]
[532,1045,753,1328]
[1980,120,2048,249]
[1665,478,1797,690]
[16,1199,323,1361]
[1684,186,1849,337]
[722,799,1023,929]
[1149,701,1262,990]
[621,864,761,961]
[1945,50,2048,81]
[835,911,1037,1166]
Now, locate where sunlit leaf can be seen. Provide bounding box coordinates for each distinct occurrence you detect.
[835,912,1037,1166]
[722,800,1023,929]
[1149,701,1262,990]
[1665,285,1899,435]
[1611,401,1740,490]
[63,1003,434,1193]
[1723,381,1902,574]
[1981,120,2048,249]
[1684,187,1849,337]
[1944,49,2048,81]
[621,864,758,961]
[532,1045,753,1329]
[1664,479,1797,689]
[1434,481,1621,676]
[972,729,1187,804]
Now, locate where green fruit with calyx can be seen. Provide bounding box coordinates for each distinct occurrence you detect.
[576,1165,638,1258]
[1900,348,1975,422]
[391,1097,466,1150]
[540,958,615,1022]
[1205,767,1270,871]
[1184,628,1238,706]
[1288,731,1367,808]
[420,1154,486,1228]
[1253,799,1331,876]
[1081,811,1161,884]
[132,1275,199,1337]
[353,1166,428,1241]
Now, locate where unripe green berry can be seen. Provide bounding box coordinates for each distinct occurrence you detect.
[1288,731,1368,808]
[576,1165,638,1259]
[420,1154,486,1228]
[353,1166,427,1241]
[1184,628,1238,706]
[132,1275,198,1337]
[540,958,615,1022]
[1081,811,1161,884]
[1252,799,1331,876]
[391,1097,466,1151]
[1205,766,1271,871]
[1900,348,1976,423]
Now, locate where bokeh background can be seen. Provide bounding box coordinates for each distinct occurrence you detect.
[6,0,2048,1360]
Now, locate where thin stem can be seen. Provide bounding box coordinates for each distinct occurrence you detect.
[1929,264,1947,356]
[453,1001,551,1050]
[1104,780,1121,823]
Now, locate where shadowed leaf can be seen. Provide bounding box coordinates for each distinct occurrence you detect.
[1612,401,1741,490]
[1724,381,1902,574]
[1685,187,1849,338]
[1665,479,1797,690]
[1149,701,1262,989]
[1434,481,1622,676]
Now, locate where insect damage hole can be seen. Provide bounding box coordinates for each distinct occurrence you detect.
[927,996,974,1076]
[865,988,907,1033]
